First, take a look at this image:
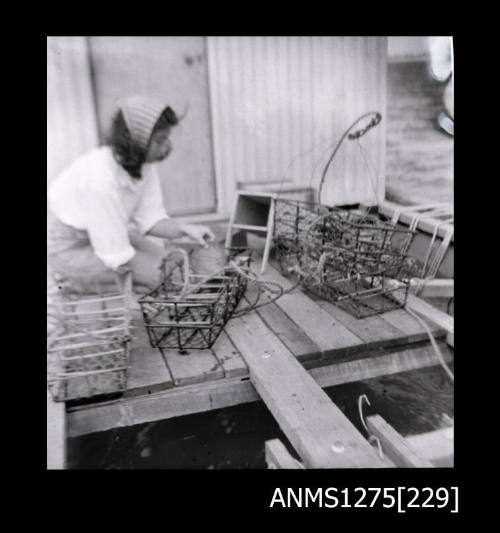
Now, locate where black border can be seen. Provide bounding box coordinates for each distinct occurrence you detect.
[36,30,469,521]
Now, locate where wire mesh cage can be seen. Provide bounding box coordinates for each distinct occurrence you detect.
[273,198,417,318]
[139,248,251,351]
[47,288,132,402]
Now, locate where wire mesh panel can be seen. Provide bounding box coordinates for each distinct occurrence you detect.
[47,291,132,402]
[139,249,251,351]
[273,199,416,318]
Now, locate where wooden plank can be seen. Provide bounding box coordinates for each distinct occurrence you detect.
[253,302,322,363]
[67,342,451,437]
[244,281,322,363]
[67,377,259,437]
[406,427,454,468]
[47,394,66,469]
[251,256,364,358]
[311,296,409,350]
[162,347,225,387]
[125,312,174,396]
[212,331,249,379]
[366,415,434,467]
[446,332,454,348]
[265,439,302,469]
[211,291,252,379]
[225,310,387,468]
[309,341,453,388]
[231,224,268,232]
[381,308,446,344]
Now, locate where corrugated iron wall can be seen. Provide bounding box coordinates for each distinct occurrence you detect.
[207,36,387,211]
[47,37,99,183]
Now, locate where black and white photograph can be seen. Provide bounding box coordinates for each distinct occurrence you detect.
[46,36,454,478]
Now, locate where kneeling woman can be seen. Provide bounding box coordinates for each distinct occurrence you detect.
[48,95,215,294]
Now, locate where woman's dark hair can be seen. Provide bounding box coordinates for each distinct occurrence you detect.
[107,106,179,179]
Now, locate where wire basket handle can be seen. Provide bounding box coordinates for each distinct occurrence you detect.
[318,111,382,205]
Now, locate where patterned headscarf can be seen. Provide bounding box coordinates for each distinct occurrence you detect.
[118,95,168,152]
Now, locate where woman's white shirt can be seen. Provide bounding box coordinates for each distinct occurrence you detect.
[48,146,168,270]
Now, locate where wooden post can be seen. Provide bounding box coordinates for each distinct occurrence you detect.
[47,393,66,469]
[366,415,433,468]
[265,439,303,469]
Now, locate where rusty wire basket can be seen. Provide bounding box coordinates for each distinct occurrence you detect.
[47,288,132,402]
[139,248,251,351]
[273,198,417,318]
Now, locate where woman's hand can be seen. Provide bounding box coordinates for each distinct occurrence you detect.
[147,218,216,247]
[182,224,216,248]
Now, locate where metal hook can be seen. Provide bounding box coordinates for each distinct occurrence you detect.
[359,394,385,460]
[358,393,371,432]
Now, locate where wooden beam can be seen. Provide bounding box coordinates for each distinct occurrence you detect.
[405,427,454,468]
[66,342,452,438]
[265,439,303,469]
[409,279,454,299]
[67,376,258,438]
[47,394,66,469]
[225,311,387,468]
[245,283,322,363]
[309,341,452,387]
[312,295,416,350]
[385,279,454,347]
[366,415,434,468]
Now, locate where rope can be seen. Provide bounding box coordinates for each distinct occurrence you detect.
[419,223,440,280]
[404,306,454,382]
[427,224,454,278]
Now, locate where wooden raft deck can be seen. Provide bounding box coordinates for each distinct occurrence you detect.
[66,254,451,440]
